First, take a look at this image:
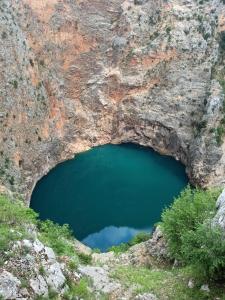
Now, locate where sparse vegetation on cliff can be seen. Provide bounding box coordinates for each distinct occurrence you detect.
[0,194,94,299]
[0,195,37,252]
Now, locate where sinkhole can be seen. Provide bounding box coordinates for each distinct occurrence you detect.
[30,143,188,251]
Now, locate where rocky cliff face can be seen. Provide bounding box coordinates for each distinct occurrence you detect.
[0,0,225,201]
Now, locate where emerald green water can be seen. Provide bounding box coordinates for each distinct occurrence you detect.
[30,144,188,251]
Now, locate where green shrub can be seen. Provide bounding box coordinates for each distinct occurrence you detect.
[181,222,225,279]
[108,232,150,254]
[129,232,150,246]
[108,243,129,254]
[10,80,18,89]
[38,220,75,257]
[161,186,219,260]
[64,278,91,299]
[77,252,92,265]
[68,259,78,271]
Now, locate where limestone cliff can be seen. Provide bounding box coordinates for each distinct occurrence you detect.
[0,0,225,201]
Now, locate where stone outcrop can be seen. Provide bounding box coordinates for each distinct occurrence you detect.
[0,238,69,299]
[0,227,162,299]
[92,226,168,269]
[0,271,21,299]
[213,188,225,228]
[0,0,225,201]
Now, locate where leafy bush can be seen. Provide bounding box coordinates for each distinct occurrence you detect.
[129,232,150,246]
[161,186,219,260]
[0,194,87,267]
[108,232,150,254]
[38,220,75,257]
[181,222,225,279]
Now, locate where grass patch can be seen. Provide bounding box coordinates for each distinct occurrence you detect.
[0,194,82,264]
[64,278,92,300]
[77,252,92,265]
[0,195,37,252]
[112,265,225,300]
[38,220,76,257]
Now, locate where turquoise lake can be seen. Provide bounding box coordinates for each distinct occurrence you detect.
[30,144,188,251]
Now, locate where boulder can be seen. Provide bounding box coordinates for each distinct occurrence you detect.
[135,293,158,300]
[30,275,48,296]
[0,271,21,299]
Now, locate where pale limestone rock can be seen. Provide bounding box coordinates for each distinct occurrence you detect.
[73,239,92,255]
[44,246,56,261]
[30,275,48,296]
[92,251,115,265]
[145,227,168,261]
[33,239,45,254]
[135,293,158,300]
[188,279,195,289]
[213,188,225,229]
[0,271,21,299]
[200,284,210,292]
[43,262,66,291]
[78,265,121,295]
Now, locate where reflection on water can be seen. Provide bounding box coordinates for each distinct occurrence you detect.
[82,226,151,252]
[31,144,188,252]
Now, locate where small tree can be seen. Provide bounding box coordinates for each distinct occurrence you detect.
[181,223,225,279]
[161,186,219,260]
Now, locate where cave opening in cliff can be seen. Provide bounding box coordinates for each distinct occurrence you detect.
[30,143,188,252]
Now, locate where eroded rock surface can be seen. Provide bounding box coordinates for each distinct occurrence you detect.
[213,188,225,228]
[0,229,161,299]
[0,0,225,200]
[0,271,21,299]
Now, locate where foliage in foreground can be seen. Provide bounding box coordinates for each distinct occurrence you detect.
[161,186,225,279]
[63,278,92,300]
[0,194,37,252]
[108,232,150,254]
[112,265,225,300]
[181,222,225,279]
[0,194,86,263]
[37,220,75,256]
[161,186,219,260]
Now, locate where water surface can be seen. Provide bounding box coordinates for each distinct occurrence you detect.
[31,144,188,251]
